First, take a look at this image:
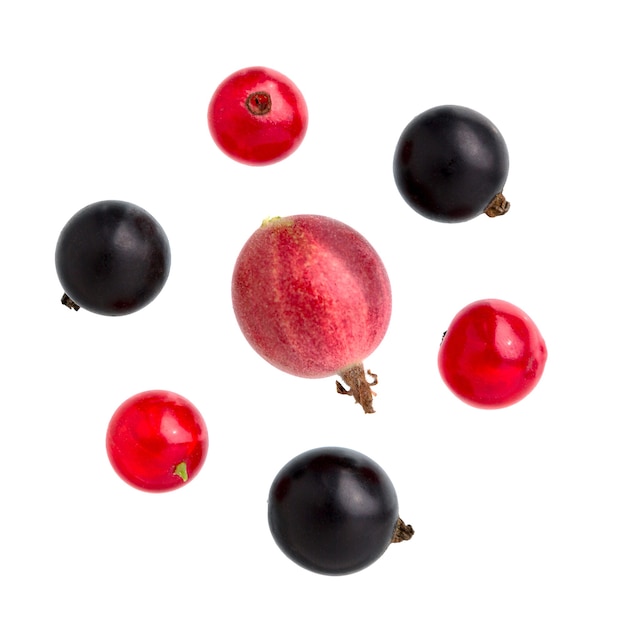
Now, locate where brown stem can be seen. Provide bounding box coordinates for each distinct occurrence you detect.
[484,192,510,217]
[336,363,377,414]
[61,293,80,311]
[392,518,415,543]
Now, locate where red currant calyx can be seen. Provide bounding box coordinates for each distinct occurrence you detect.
[246,91,272,115]
[173,462,189,482]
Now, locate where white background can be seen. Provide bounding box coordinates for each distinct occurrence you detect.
[1,1,624,624]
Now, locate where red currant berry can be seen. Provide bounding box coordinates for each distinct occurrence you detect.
[438,299,547,409]
[208,66,308,165]
[106,390,208,492]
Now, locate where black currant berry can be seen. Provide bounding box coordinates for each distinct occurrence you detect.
[55,200,171,316]
[268,447,413,575]
[393,105,510,223]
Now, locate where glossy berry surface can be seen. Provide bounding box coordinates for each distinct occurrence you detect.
[393,105,509,223]
[438,299,547,408]
[268,447,412,576]
[232,214,392,413]
[208,66,308,165]
[55,200,171,315]
[106,390,208,492]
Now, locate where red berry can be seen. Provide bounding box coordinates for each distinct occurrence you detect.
[438,299,547,409]
[208,66,308,165]
[232,215,392,413]
[106,390,208,492]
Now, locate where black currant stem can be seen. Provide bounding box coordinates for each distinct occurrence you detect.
[484,192,510,218]
[392,518,415,543]
[61,293,80,311]
[336,363,378,414]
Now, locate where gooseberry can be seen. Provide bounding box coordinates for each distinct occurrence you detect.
[231,215,392,413]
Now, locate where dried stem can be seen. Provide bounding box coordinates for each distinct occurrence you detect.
[336,363,378,414]
[61,293,80,311]
[392,518,415,543]
[246,91,272,116]
[484,192,510,218]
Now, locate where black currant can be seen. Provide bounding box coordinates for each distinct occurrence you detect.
[393,105,510,223]
[55,200,171,316]
[268,447,413,575]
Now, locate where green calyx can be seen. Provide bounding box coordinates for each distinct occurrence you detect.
[261,216,283,228]
[173,462,189,482]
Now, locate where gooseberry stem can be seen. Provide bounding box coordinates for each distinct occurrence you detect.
[336,363,378,414]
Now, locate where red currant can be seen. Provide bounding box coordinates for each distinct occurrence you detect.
[208,66,308,165]
[438,299,547,409]
[106,390,208,492]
